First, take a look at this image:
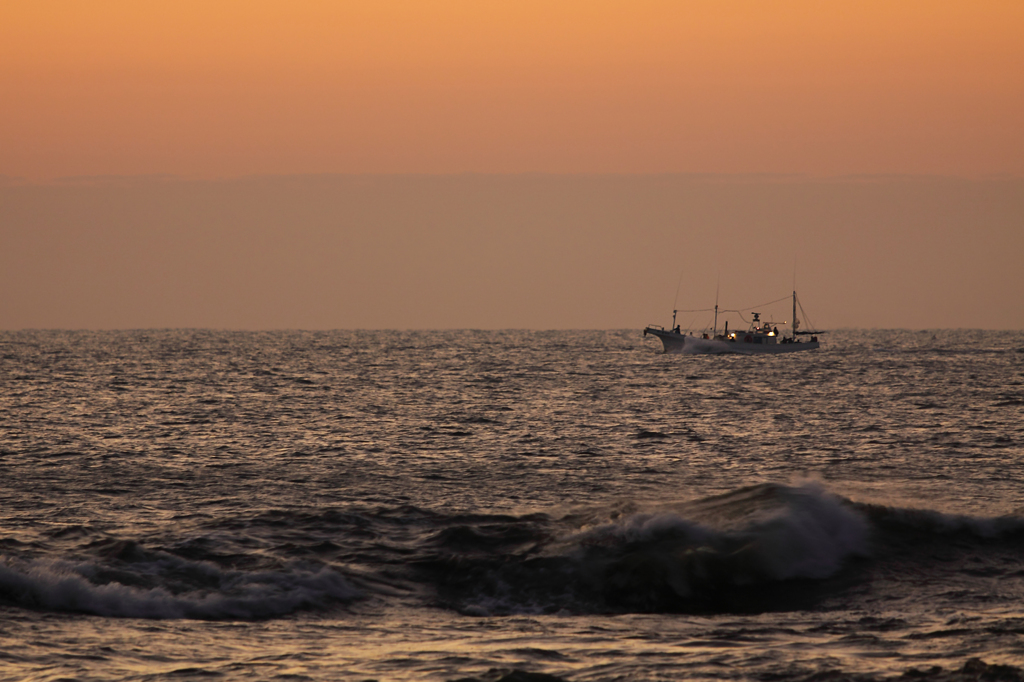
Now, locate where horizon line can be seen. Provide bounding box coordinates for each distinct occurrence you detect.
[3,171,1023,188]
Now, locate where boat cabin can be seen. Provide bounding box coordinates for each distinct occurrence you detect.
[717,312,781,344]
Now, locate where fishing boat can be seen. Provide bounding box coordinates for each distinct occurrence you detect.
[643,291,822,354]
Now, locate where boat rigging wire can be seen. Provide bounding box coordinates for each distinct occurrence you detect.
[683,314,701,334]
[723,295,791,313]
[673,295,791,315]
[796,296,821,334]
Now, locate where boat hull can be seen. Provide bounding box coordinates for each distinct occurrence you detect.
[643,328,819,354]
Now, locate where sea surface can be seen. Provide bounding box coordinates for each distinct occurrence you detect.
[1,329,1023,681]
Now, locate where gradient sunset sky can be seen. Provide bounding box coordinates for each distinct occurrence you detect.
[1,1,1022,329]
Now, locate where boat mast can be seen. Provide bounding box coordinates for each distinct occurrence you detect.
[792,290,798,339]
[713,274,720,338]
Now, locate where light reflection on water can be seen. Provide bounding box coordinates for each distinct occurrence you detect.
[0,329,1022,680]
[5,607,1021,680]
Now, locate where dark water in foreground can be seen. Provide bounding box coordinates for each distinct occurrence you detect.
[1,329,1023,681]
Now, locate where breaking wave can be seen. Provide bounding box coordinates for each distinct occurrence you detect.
[0,547,361,619]
[413,482,1024,616]
[418,483,873,615]
[856,501,1024,540]
[5,483,1024,620]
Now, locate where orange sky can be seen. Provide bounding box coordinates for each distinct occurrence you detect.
[2,0,1022,179]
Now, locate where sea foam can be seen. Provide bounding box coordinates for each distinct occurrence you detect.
[0,555,360,619]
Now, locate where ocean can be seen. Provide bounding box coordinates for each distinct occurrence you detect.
[1,329,1022,681]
